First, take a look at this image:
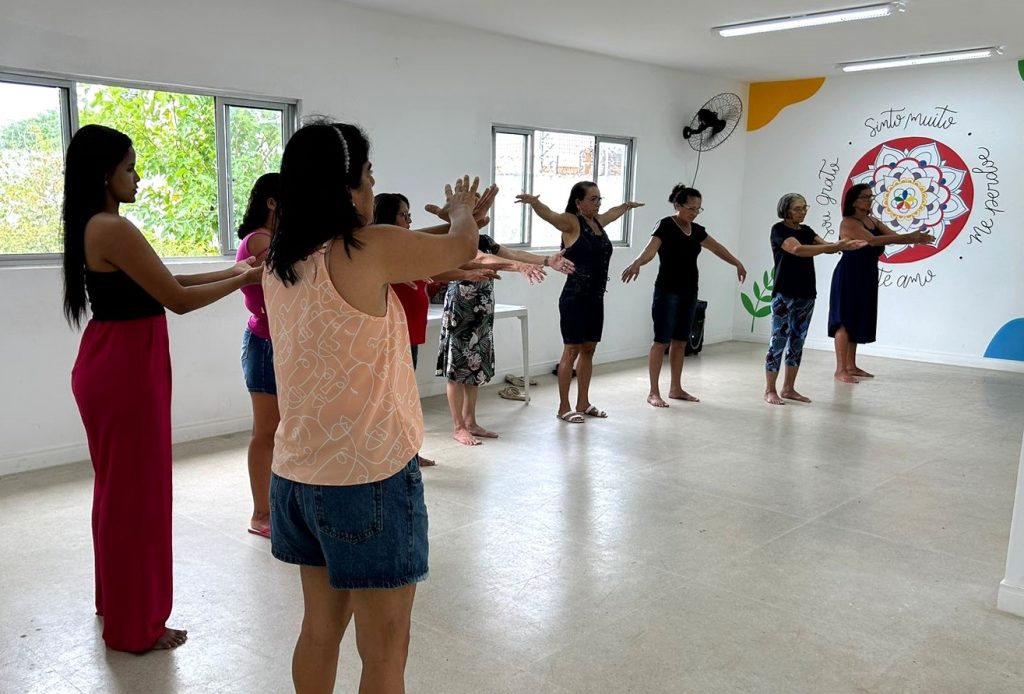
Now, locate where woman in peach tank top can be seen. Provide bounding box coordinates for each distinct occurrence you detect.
[264,120,496,694]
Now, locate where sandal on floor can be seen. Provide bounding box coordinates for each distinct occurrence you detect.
[504,374,538,387]
[556,411,585,423]
[581,405,608,418]
[247,525,271,539]
[498,385,527,401]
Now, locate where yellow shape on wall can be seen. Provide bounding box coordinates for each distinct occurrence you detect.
[747,78,826,132]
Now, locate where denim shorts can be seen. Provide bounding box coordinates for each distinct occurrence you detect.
[270,457,429,590]
[241,328,276,395]
[652,287,698,344]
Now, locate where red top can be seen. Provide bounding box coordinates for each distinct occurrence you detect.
[390,280,430,346]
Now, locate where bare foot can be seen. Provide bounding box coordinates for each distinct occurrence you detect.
[418,456,436,467]
[851,367,874,378]
[151,627,188,651]
[764,390,785,405]
[780,389,811,403]
[668,390,700,402]
[467,425,499,438]
[453,428,481,446]
[834,371,860,384]
[647,394,669,408]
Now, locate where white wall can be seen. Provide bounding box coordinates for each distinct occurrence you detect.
[735,61,1024,372]
[0,0,748,475]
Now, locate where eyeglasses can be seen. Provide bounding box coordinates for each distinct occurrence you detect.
[791,205,809,212]
[397,212,412,221]
[682,206,703,213]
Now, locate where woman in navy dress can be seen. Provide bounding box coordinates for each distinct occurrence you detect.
[828,183,934,382]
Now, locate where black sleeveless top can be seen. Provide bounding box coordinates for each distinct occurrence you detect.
[85,270,165,321]
[562,215,613,295]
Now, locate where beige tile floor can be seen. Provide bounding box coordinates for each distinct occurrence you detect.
[2,342,1024,693]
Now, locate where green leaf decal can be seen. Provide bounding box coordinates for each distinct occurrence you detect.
[755,306,772,318]
[741,292,756,315]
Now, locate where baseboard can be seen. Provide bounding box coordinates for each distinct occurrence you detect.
[0,415,252,478]
[997,581,1024,618]
[731,333,1024,374]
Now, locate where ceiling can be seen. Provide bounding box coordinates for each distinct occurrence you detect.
[342,0,1022,81]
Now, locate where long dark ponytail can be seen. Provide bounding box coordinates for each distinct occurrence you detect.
[237,173,281,239]
[266,120,370,285]
[62,124,132,329]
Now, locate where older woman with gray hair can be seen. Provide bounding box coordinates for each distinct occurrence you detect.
[764,193,866,405]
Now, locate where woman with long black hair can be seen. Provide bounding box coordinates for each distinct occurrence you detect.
[64,124,261,652]
[264,120,495,691]
[236,173,280,536]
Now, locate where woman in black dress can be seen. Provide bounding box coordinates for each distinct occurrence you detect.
[517,182,643,422]
[828,183,934,382]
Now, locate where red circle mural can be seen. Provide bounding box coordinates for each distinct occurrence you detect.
[844,137,974,264]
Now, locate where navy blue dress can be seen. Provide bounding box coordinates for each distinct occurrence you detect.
[827,222,884,344]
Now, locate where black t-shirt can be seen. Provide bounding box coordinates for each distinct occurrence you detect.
[770,222,818,299]
[478,234,500,256]
[458,234,501,287]
[652,217,708,295]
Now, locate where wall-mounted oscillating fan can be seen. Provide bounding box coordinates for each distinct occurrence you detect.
[684,93,743,152]
[683,92,743,185]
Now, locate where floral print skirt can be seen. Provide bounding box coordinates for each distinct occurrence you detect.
[435,280,495,385]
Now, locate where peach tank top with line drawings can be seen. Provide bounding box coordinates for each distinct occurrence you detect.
[263,245,423,485]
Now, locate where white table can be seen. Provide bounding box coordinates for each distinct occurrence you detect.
[426,303,530,403]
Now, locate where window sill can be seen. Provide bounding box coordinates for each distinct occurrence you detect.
[0,255,239,271]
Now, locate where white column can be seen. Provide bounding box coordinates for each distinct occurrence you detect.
[997,429,1024,617]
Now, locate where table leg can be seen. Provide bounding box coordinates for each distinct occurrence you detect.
[519,314,530,404]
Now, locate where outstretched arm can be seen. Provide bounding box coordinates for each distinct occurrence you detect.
[785,236,867,256]
[621,237,661,283]
[515,194,577,234]
[597,201,644,227]
[840,217,934,247]
[89,216,261,314]
[702,235,746,282]
[495,247,575,274]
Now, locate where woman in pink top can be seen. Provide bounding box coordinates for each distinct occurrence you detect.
[264,121,495,693]
[236,173,280,538]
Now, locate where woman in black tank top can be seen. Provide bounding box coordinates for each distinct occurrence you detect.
[62,125,262,653]
[517,181,644,423]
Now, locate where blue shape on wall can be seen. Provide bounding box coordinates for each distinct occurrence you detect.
[985,319,1024,361]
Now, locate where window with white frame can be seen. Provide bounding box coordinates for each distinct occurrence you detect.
[0,72,296,259]
[491,126,634,248]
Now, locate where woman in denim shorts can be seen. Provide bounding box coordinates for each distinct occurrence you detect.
[622,185,746,407]
[236,173,280,538]
[264,120,497,692]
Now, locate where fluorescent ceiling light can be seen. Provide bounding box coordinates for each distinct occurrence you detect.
[840,47,1003,72]
[715,2,901,37]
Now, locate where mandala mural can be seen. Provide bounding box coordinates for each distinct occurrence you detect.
[845,137,974,264]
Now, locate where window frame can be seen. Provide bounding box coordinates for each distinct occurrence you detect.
[0,67,299,265]
[490,124,636,250]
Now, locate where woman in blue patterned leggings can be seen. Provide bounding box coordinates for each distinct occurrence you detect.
[765,194,866,405]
